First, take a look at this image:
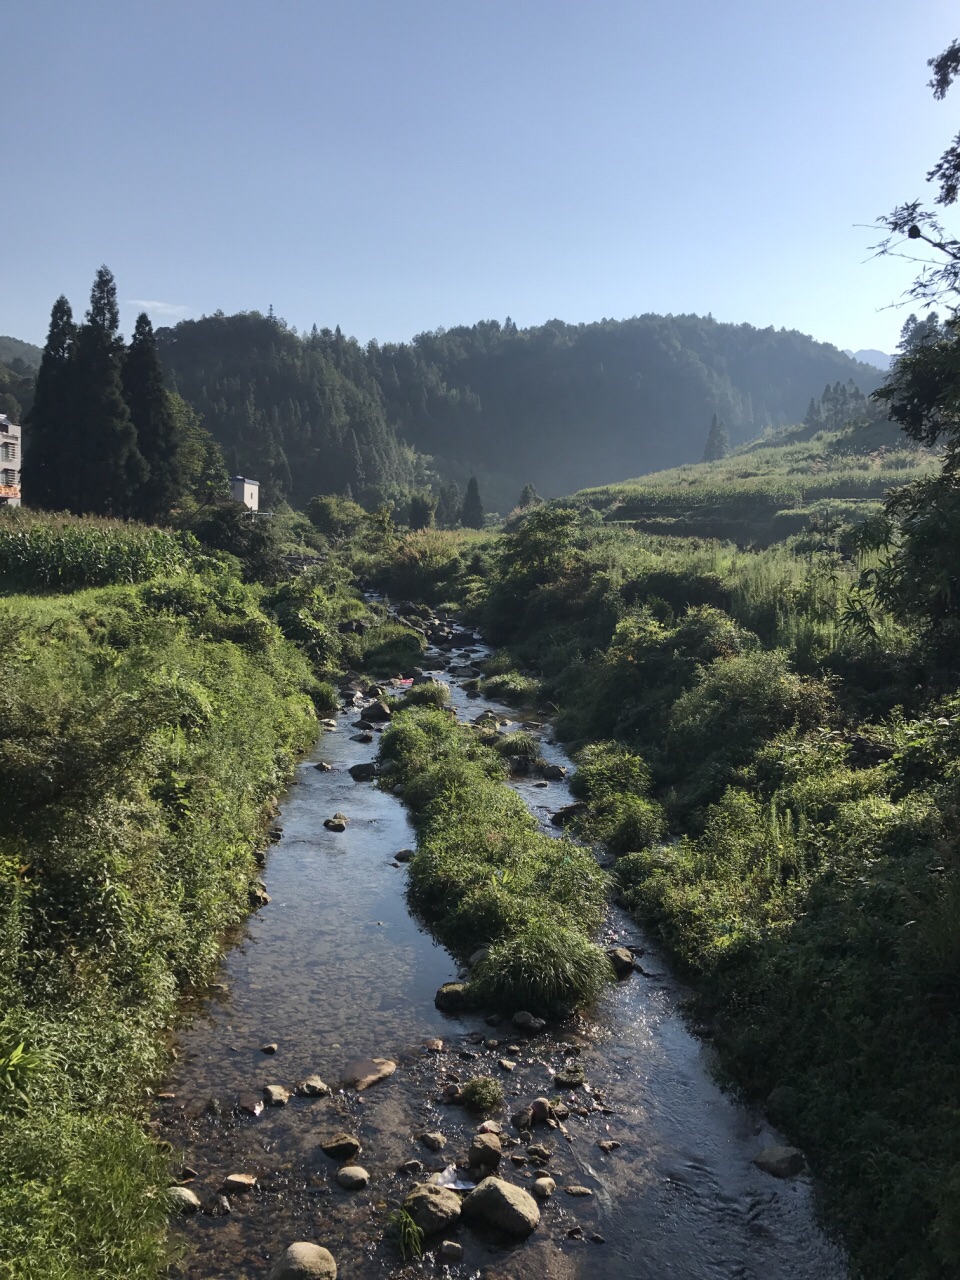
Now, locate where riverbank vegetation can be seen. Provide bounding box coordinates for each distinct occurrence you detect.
[0,509,427,1278]
[362,394,960,1275]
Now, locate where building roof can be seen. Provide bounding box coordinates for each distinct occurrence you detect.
[231,475,259,485]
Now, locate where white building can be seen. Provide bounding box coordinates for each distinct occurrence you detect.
[0,415,21,507]
[231,476,259,511]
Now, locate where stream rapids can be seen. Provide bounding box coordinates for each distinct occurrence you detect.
[156,626,846,1280]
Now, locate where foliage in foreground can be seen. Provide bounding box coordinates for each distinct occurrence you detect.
[0,570,318,1277]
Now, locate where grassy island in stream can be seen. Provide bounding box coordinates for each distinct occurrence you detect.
[0,511,425,1279]
[377,704,612,1012]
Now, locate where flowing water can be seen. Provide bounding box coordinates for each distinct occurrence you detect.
[157,632,847,1280]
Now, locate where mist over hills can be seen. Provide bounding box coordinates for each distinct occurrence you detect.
[154,310,883,510]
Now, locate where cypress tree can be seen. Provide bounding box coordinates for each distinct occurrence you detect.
[74,267,146,516]
[123,312,184,520]
[702,414,731,463]
[23,296,76,510]
[518,482,542,508]
[461,475,484,528]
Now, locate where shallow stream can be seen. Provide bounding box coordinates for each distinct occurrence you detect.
[157,632,846,1280]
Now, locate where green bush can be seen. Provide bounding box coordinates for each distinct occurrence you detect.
[395,681,451,709]
[460,1075,504,1112]
[469,919,613,1012]
[359,622,425,675]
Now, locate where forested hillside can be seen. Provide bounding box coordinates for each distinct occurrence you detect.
[155,310,880,512]
[156,313,427,508]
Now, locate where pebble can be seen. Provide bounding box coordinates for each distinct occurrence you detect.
[221,1172,258,1195]
[420,1131,447,1151]
[261,1043,278,1054]
[565,1184,594,1197]
[439,1240,463,1261]
[335,1165,369,1190]
[168,1185,202,1213]
[532,1176,556,1199]
[264,1084,290,1106]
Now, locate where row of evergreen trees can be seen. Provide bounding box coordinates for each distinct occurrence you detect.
[25,268,226,519]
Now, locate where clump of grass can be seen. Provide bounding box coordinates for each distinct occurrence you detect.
[387,1207,424,1261]
[479,671,541,706]
[460,1075,504,1112]
[469,919,614,1013]
[395,680,450,709]
[492,730,543,762]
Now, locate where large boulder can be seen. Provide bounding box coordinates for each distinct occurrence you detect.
[753,1145,805,1178]
[362,700,392,722]
[435,982,471,1012]
[461,1176,540,1236]
[269,1242,337,1280]
[348,761,377,782]
[468,1133,503,1168]
[403,1183,462,1235]
[320,1133,361,1162]
[341,1057,396,1090]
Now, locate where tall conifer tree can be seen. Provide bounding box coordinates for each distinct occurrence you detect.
[123,312,184,520]
[74,267,146,515]
[702,414,731,462]
[461,475,484,528]
[23,296,76,510]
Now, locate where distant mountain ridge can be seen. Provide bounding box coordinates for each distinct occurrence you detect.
[843,348,892,370]
[0,335,42,370]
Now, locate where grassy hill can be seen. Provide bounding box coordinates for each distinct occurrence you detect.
[575,416,937,545]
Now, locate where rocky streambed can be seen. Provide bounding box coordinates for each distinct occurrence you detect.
[155,617,847,1279]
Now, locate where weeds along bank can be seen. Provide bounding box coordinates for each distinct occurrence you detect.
[369,509,960,1279]
[0,513,425,1279]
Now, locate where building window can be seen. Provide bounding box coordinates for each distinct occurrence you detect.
[0,443,15,460]
[1,470,16,485]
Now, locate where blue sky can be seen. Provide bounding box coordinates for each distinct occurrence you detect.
[4,0,957,354]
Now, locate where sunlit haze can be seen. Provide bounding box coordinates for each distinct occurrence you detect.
[4,0,957,352]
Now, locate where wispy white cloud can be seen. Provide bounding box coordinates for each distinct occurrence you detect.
[126,299,191,317]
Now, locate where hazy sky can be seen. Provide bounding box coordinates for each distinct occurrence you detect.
[4,1,957,354]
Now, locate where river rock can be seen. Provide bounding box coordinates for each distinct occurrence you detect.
[348,761,377,782]
[526,1143,551,1161]
[262,1042,278,1054]
[395,848,415,862]
[531,1176,555,1200]
[264,1084,290,1106]
[597,1139,621,1153]
[297,1074,331,1097]
[335,1165,369,1190]
[530,1097,553,1125]
[221,1172,258,1194]
[468,1132,503,1168]
[607,946,635,978]
[268,1242,337,1280]
[512,1011,546,1033]
[565,1184,593,1197]
[315,761,333,771]
[550,802,587,827]
[320,1133,361,1161]
[168,1185,202,1213]
[753,1145,806,1178]
[420,1131,447,1151]
[238,1092,264,1117]
[350,732,374,744]
[439,1240,463,1261]
[342,1057,396,1090]
[403,1183,462,1235]
[324,817,347,832]
[435,982,470,1012]
[554,1063,585,1089]
[461,1176,540,1237]
[362,700,392,722]
[540,763,567,781]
